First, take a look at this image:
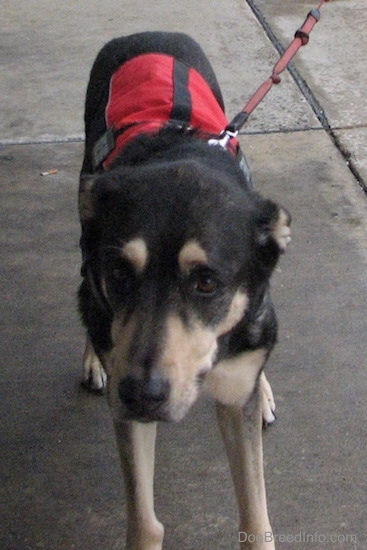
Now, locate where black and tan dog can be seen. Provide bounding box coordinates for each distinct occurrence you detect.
[78,31,290,549]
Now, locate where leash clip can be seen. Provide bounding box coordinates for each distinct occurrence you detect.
[208,129,238,150]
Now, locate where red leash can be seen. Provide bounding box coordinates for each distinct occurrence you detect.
[217,0,331,142]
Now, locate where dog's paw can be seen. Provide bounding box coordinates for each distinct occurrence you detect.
[260,372,276,428]
[82,338,107,393]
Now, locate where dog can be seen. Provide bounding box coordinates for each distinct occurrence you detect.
[78,31,291,549]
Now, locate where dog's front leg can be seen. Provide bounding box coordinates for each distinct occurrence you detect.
[216,393,275,550]
[114,420,164,550]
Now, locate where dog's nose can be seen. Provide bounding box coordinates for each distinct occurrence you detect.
[141,374,170,403]
[119,373,170,416]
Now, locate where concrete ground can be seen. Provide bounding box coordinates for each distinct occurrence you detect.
[1,1,366,548]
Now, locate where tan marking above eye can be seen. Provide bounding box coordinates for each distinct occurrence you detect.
[178,240,208,273]
[120,238,148,274]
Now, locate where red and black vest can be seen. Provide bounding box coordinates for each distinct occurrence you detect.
[92,53,238,170]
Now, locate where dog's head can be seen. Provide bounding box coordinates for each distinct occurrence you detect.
[79,153,290,422]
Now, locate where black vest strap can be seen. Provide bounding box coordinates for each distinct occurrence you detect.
[170,60,192,123]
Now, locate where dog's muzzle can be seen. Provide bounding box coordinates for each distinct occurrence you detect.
[118,373,170,421]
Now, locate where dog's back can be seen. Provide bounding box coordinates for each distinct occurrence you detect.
[81,32,225,175]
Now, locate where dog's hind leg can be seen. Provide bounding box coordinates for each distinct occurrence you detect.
[216,394,274,549]
[82,336,107,393]
[114,420,164,550]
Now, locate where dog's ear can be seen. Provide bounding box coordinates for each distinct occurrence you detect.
[78,174,97,223]
[266,205,291,254]
[255,201,291,256]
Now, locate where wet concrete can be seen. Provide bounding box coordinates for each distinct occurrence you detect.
[1,1,367,549]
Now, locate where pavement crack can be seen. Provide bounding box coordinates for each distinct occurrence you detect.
[0,135,84,147]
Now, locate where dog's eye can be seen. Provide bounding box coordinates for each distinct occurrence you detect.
[112,267,129,283]
[192,272,219,295]
[110,264,133,288]
[104,260,135,305]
